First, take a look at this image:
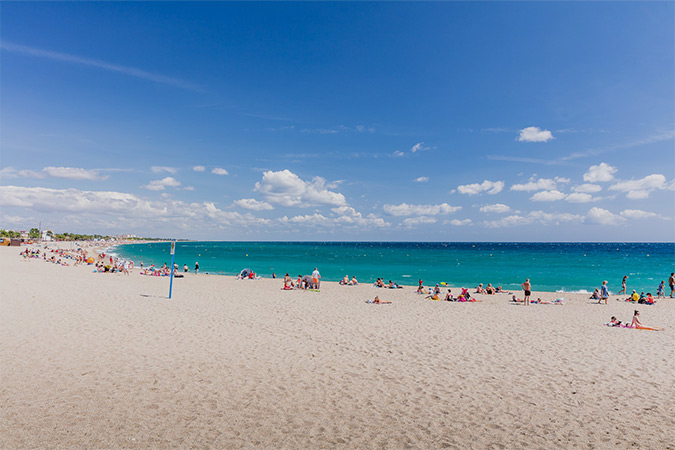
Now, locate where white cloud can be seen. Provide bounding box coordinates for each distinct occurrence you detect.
[620,209,658,220]
[392,151,405,157]
[383,202,461,216]
[565,192,599,203]
[141,177,181,191]
[583,162,617,182]
[233,198,274,211]
[411,142,431,153]
[479,204,511,214]
[355,125,375,133]
[445,218,472,226]
[0,185,256,227]
[609,174,667,199]
[44,166,108,181]
[402,216,437,227]
[517,127,554,143]
[281,213,331,225]
[212,167,229,175]
[457,180,504,195]
[530,190,566,201]
[151,166,177,174]
[572,183,602,193]
[0,41,200,91]
[193,165,206,172]
[254,169,347,207]
[414,177,429,183]
[587,207,625,226]
[0,166,107,181]
[278,207,389,229]
[511,178,558,192]
[332,206,390,228]
[484,210,584,228]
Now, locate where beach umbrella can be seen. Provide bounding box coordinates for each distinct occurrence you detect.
[240,268,252,278]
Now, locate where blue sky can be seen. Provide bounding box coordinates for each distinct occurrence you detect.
[1,2,673,241]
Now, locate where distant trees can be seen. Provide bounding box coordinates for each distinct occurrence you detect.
[0,229,114,241]
[0,229,20,238]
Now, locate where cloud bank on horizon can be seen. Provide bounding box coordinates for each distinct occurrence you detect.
[0,2,673,241]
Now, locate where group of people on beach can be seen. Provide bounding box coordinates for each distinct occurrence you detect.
[591,274,674,304]
[281,268,322,290]
[340,275,358,285]
[606,310,663,331]
[21,246,89,267]
[475,283,507,295]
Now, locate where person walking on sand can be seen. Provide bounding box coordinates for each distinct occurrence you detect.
[657,280,665,299]
[600,280,609,304]
[312,267,321,289]
[669,273,675,298]
[618,275,627,295]
[195,261,199,274]
[521,278,531,306]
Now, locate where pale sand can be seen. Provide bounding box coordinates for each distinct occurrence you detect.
[1,245,674,449]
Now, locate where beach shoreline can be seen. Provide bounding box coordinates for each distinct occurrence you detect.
[2,244,674,448]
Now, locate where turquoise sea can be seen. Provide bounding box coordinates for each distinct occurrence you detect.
[111,242,675,294]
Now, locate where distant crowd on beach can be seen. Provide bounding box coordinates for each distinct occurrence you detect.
[21,246,89,267]
[18,246,675,306]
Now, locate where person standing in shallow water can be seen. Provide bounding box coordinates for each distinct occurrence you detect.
[521,278,531,306]
[195,261,199,274]
[618,275,627,295]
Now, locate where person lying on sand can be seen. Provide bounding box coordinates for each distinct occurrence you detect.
[367,295,391,304]
[425,292,440,300]
[608,316,623,327]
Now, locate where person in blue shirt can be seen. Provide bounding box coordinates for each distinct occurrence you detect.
[599,280,609,304]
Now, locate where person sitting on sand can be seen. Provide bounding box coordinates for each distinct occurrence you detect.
[476,283,485,294]
[631,290,639,302]
[444,289,453,301]
[485,283,495,294]
[340,275,349,285]
[645,293,655,305]
[425,292,440,300]
[349,276,358,285]
[631,310,643,328]
[590,288,600,300]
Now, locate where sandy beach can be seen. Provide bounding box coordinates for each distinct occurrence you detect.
[1,244,674,449]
